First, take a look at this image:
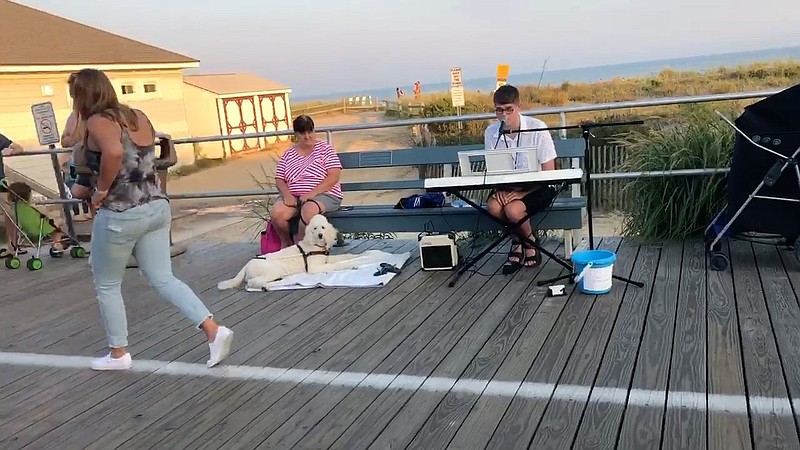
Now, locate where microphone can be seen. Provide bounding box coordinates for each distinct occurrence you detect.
[498,119,506,134]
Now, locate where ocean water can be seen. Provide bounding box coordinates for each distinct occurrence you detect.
[294,46,800,103]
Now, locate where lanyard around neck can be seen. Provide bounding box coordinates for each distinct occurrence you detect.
[501,128,522,148]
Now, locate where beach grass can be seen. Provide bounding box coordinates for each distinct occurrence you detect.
[402,60,799,240]
[400,60,800,141]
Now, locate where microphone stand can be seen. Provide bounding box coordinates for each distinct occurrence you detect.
[500,119,646,288]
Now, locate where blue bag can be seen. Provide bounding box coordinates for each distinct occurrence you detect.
[394,192,445,209]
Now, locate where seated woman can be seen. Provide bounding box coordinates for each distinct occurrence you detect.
[270,115,343,248]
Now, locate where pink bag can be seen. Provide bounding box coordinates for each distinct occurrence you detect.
[260,220,282,255]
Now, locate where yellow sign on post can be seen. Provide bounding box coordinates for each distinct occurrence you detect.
[496,64,510,90]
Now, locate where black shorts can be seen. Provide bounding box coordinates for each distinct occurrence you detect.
[522,186,557,213]
[494,185,557,214]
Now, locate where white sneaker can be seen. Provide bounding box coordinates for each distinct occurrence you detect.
[207,326,233,368]
[91,352,132,371]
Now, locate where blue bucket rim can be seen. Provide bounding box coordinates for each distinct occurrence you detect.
[572,249,616,266]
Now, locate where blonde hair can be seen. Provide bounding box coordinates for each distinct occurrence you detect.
[66,73,85,142]
[71,68,138,131]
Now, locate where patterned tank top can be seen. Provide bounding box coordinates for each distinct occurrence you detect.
[84,117,167,212]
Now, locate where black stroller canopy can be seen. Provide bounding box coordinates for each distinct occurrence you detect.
[725,83,800,240]
[739,83,800,134]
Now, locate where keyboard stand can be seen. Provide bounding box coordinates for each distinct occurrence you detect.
[440,187,576,287]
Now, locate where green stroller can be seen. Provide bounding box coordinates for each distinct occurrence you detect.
[1,180,87,270]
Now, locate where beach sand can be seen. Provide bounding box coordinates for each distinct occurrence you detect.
[166,111,419,209]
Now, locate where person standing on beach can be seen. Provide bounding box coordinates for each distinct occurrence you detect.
[70,68,234,370]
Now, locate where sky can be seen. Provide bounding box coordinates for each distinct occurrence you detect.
[14,0,800,98]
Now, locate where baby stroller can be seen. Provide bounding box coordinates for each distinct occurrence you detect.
[1,180,87,270]
[705,83,800,271]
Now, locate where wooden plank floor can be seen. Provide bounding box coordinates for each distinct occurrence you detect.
[2,236,800,449]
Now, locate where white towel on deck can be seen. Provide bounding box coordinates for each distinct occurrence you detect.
[246,251,412,291]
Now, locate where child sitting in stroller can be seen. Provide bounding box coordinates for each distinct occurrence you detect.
[1,181,76,260]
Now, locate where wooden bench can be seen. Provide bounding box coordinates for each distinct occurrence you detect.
[327,138,587,256]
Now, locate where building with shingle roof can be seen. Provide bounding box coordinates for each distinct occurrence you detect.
[0,0,198,69]
[183,73,293,158]
[0,0,292,196]
[0,0,201,183]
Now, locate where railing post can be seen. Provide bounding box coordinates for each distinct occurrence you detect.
[326,130,333,145]
[558,112,567,139]
[49,145,76,240]
[559,112,579,257]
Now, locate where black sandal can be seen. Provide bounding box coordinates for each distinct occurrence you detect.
[503,238,524,275]
[521,234,542,268]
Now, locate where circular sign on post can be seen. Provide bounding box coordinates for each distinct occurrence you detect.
[31,102,60,146]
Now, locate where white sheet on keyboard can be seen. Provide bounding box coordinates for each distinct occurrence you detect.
[247,251,412,291]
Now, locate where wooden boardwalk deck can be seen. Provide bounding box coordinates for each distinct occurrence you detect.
[2,235,800,449]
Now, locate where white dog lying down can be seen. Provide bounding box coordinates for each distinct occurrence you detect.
[217,214,386,291]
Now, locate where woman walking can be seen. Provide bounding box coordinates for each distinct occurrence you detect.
[71,68,233,370]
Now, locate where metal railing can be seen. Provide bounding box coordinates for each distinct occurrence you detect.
[172,89,781,144]
[0,87,781,240]
[163,88,774,201]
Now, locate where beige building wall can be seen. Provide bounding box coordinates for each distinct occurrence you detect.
[183,83,226,159]
[0,69,191,146]
[0,68,195,197]
[0,71,86,198]
[0,72,74,146]
[106,69,194,166]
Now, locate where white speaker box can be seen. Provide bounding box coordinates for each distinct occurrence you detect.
[418,233,459,271]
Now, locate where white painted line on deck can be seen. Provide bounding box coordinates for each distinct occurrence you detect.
[0,351,794,417]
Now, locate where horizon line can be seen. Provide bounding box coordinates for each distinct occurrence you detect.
[293,44,800,101]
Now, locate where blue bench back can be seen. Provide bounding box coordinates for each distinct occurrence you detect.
[327,137,587,233]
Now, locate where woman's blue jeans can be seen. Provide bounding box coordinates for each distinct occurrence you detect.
[90,199,211,348]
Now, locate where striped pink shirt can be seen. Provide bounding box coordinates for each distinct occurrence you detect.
[275,141,343,198]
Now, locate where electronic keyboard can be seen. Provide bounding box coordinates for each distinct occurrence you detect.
[424,168,583,191]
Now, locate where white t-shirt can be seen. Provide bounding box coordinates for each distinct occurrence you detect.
[483,115,558,168]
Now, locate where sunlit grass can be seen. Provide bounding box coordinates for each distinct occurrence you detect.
[612,105,736,240]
